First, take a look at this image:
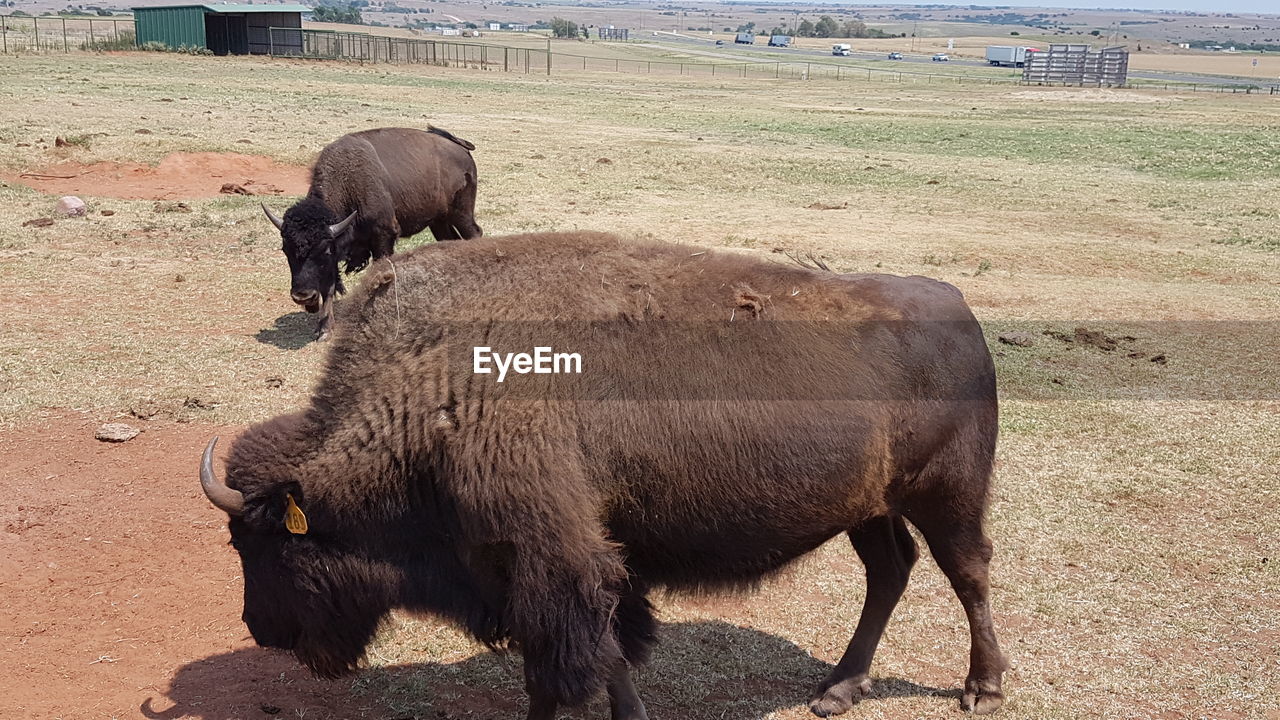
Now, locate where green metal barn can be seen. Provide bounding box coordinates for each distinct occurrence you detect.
[132,4,310,55]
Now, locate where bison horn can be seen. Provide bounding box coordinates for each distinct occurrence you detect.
[328,211,357,238]
[261,203,284,231]
[200,437,244,516]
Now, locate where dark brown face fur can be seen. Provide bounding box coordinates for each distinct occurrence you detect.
[220,416,400,678]
[279,198,341,312]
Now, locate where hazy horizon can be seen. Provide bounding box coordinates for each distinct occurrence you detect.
[778,1,1278,15]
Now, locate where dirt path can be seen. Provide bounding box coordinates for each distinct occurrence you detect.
[3,152,308,200]
[0,417,385,719]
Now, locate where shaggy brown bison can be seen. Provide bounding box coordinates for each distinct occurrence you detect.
[262,126,482,339]
[200,232,1007,719]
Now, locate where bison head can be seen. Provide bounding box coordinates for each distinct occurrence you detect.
[200,435,397,678]
[263,199,356,314]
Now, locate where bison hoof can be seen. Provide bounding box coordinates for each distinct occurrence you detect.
[961,680,1004,715]
[808,675,872,717]
[315,329,331,342]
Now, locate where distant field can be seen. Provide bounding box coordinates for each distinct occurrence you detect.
[1,51,1277,720]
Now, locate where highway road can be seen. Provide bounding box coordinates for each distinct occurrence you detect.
[647,32,1271,88]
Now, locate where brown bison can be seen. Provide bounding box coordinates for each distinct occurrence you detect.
[200,232,1007,719]
[262,126,482,340]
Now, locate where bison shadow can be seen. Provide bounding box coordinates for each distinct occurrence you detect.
[254,312,316,350]
[142,620,957,720]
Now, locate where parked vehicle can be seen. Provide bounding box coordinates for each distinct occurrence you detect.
[768,35,791,47]
[931,53,949,61]
[734,32,754,44]
[985,45,1038,67]
[715,39,725,46]
[887,51,903,60]
[832,43,851,56]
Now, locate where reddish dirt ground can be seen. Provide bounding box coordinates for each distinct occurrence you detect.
[4,152,309,200]
[0,416,387,719]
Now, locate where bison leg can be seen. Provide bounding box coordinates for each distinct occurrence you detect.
[524,691,557,720]
[809,514,918,717]
[906,506,1007,715]
[446,172,482,239]
[606,654,650,720]
[615,583,657,666]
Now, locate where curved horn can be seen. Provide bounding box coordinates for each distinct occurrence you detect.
[261,203,284,231]
[328,211,357,238]
[200,437,244,516]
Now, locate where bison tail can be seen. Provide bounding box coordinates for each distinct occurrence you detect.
[427,125,476,151]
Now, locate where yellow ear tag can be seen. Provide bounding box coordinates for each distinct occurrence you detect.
[284,493,309,535]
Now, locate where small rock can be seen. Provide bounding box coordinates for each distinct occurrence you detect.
[1149,354,1168,365]
[236,139,253,144]
[259,704,281,715]
[220,182,252,195]
[153,201,192,214]
[596,157,613,164]
[175,273,186,283]
[55,136,68,147]
[998,332,1035,348]
[100,209,115,217]
[265,376,284,389]
[56,196,87,217]
[22,218,55,228]
[96,423,140,443]
[135,128,152,134]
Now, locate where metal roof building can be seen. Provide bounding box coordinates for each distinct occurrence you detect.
[132,4,310,55]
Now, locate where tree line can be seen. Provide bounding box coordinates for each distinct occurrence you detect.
[736,17,902,39]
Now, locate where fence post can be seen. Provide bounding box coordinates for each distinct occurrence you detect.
[775,62,779,79]
[546,36,551,76]
[269,28,274,56]
[33,16,38,52]
[2,15,7,55]
[805,62,810,79]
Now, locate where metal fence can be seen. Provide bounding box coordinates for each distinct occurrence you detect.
[0,14,135,53]
[1023,44,1129,87]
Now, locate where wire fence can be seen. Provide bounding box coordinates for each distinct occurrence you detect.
[2,15,1276,96]
[265,29,1280,94]
[0,14,135,53]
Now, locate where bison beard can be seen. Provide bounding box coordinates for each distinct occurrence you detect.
[203,232,1007,719]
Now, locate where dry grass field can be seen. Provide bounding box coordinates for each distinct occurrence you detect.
[1,51,1278,720]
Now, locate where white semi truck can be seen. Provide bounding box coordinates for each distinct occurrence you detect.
[985,45,1038,67]
[832,43,851,56]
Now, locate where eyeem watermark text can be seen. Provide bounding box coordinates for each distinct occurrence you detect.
[473,346,583,382]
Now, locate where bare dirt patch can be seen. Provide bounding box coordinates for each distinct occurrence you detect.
[0,416,384,719]
[4,151,308,200]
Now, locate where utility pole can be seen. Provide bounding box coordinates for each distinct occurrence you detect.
[546,33,551,76]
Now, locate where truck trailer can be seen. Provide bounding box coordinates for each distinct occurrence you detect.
[768,35,791,47]
[735,32,754,44]
[985,45,1037,67]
